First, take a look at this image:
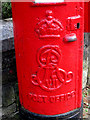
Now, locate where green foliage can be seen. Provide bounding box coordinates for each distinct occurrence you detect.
[2,2,12,19]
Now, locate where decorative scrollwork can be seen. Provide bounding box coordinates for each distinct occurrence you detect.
[31,45,73,91]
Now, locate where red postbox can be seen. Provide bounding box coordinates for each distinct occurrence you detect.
[84,2,90,32]
[12,1,84,120]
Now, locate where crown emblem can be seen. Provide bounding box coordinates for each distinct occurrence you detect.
[35,10,63,38]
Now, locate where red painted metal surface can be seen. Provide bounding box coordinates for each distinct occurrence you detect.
[12,2,84,115]
[84,2,90,32]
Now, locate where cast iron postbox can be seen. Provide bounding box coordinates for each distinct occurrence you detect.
[84,2,90,32]
[12,1,84,120]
